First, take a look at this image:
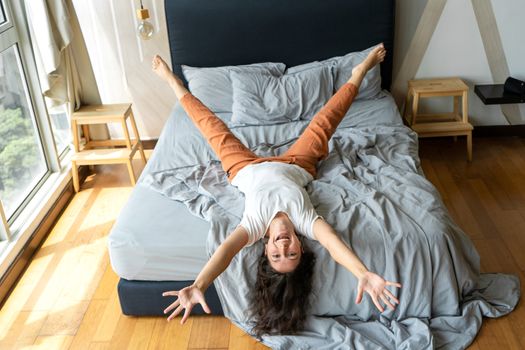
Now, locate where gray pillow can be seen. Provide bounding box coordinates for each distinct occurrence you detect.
[331,45,381,100]
[286,61,326,74]
[230,65,333,125]
[285,45,381,100]
[182,62,286,113]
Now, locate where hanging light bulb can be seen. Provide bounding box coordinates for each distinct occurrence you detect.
[136,1,154,40]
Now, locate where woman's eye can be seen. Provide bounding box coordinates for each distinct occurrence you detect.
[272,255,279,259]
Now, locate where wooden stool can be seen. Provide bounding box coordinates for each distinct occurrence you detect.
[71,103,147,192]
[403,77,473,161]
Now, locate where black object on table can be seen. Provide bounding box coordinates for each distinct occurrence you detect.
[474,84,525,104]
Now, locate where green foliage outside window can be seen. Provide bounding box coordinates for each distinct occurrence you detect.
[0,107,40,207]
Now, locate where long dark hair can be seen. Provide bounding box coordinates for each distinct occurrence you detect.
[250,235,316,338]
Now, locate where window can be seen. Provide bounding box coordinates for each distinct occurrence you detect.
[48,105,71,156]
[0,46,48,220]
[0,5,5,24]
[0,0,71,265]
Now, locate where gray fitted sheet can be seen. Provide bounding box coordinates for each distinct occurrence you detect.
[108,184,210,280]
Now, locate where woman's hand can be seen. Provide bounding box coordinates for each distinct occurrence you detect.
[356,271,401,312]
[162,284,211,324]
[161,226,248,324]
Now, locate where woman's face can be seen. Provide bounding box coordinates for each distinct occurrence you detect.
[265,213,302,273]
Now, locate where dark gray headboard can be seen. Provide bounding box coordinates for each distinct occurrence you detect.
[165,0,395,90]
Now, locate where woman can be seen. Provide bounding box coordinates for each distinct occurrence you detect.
[153,44,401,335]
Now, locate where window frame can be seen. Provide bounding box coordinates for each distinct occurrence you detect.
[0,200,9,241]
[0,43,51,224]
[0,0,73,276]
[0,0,11,34]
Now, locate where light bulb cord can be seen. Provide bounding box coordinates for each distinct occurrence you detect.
[140,0,144,10]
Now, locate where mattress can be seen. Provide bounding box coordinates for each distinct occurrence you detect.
[108,184,210,280]
[108,91,403,282]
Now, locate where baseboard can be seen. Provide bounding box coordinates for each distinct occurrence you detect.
[473,125,525,137]
[142,139,158,149]
[92,138,157,149]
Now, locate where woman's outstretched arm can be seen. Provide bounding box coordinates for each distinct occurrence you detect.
[163,225,249,323]
[312,218,401,312]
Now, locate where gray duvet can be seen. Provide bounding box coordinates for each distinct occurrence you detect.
[143,93,520,349]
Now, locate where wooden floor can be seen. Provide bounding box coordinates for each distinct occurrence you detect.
[0,137,524,349]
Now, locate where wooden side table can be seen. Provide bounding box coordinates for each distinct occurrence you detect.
[403,77,473,161]
[71,103,147,192]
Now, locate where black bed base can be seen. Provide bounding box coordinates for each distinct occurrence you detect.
[117,278,224,316]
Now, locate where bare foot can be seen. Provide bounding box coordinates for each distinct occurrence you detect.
[152,55,180,83]
[152,55,188,99]
[352,43,386,76]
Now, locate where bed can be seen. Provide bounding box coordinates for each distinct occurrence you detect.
[108,1,520,348]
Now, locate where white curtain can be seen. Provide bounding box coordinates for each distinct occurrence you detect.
[25,0,81,115]
[24,0,109,140]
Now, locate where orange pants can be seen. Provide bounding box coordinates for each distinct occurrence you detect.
[179,83,358,182]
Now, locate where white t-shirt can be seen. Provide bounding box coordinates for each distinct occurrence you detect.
[231,162,321,246]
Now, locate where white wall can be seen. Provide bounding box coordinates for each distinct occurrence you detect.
[393,0,428,79]
[395,0,525,126]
